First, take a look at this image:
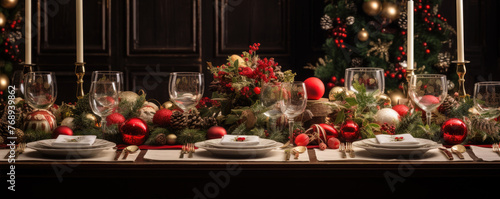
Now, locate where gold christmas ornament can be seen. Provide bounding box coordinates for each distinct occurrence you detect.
[84,113,100,127]
[357,28,369,42]
[367,39,393,62]
[380,2,400,21]
[230,54,247,67]
[0,0,17,9]
[0,73,9,91]
[328,86,345,101]
[166,133,177,145]
[362,0,382,16]
[0,12,6,27]
[387,89,405,106]
[376,94,392,105]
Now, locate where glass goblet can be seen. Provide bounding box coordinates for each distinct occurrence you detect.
[345,67,385,96]
[169,72,204,113]
[474,81,500,120]
[92,71,124,92]
[89,81,119,132]
[408,74,447,126]
[280,82,308,147]
[260,82,286,133]
[24,71,57,110]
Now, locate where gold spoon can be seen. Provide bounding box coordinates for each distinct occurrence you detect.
[451,144,466,159]
[122,145,139,160]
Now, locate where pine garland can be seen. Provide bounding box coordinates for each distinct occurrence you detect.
[177,129,206,145]
[144,127,170,145]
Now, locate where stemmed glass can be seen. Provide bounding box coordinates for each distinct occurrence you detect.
[11,70,25,97]
[473,81,500,119]
[168,72,204,113]
[89,81,119,132]
[92,71,124,92]
[280,82,308,147]
[345,67,385,95]
[24,71,57,109]
[260,82,286,133]
[408,74,447,126]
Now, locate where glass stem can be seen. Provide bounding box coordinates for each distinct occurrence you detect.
[101,118,107,133]
[288,119,294,147]
[426,111,432,126]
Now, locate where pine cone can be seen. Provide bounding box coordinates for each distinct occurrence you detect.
[154,133,167,145]
[170,111,187,130]
[186,112,204,129]
[438,96,458,116]
[471,116,500,136]
[203,117,218,129]
[0,121,25,143]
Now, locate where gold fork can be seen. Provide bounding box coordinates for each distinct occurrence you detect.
[339,143,347,158]
[179,144,188,158]
[188,143,195,158]
[14,143,26,159]
[347,142,356,158]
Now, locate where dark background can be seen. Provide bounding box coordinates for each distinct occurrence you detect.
[23,0,500,103]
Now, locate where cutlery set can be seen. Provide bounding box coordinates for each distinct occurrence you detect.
[179,143,195,159]
[339,142,355,158]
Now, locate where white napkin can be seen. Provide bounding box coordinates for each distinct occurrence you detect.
[52,135,97,147]
[220,135,260,146]
[375,134,419,146]
[470,146,500,161]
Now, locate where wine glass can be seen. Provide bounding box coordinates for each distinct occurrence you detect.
[408,74,447,126]
[89,81,119,131]
[168,72,204,112]
[280,82,308,147]
[345,67,385,95]
[473,81,500,119]
[92,71,124,92]
[24,71,57,109]
[10,70,24,97]
[260,82,286,132]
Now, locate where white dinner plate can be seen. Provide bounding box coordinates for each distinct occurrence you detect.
[195,140,283,158]
[27,140,116,158]
[204,138,278,149]
[353,139,440,157]
[36,139,114,149]
[362,138,435,148]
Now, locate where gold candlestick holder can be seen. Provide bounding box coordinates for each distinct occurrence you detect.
[22,63,35,74]
[404,68,415,106]
[451,60,469,99]
[75,62,86,100]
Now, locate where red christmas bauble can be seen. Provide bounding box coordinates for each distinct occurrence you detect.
[304,77,325,100]
[23,110,57,133]
[442,118,467,145]
[253,87,261,95]
[392,104,410,117]
[420,95,440,106]
[120,118,149,145]
[153,109,173,127]
[340,120,360,142]
[106,112,125,126]
[327,137,340,149]
[52,126,73,138]
[207,126,227,139]
[295,133,309,146]
[305,124,339,144]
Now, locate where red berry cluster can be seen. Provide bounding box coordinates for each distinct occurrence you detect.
[380,123,396,135]
[248,43,260,54]
[394,136,404,141]
[326,76,345,90]
[414,0,447,32]
[196,97,221,109]
[235,136,246,142]
[332,17,347,49]
[384,62,405,80]
[1,19,23,63]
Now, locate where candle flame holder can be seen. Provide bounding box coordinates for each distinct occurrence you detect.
[22,63,35,74]
[451,60,469,99]
[75,62,86,99]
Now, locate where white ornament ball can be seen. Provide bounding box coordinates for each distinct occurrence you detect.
[61,117,75,130]
[23,110,57,133]
[138,106,157,123]
[119,91,140,105]
[374,108,400,126]
[143,101,159,111]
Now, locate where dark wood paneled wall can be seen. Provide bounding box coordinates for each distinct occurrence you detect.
[28,0,499,103]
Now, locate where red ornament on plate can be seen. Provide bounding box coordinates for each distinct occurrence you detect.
[340,120,360,142]
[52,126,73,138]
[442,118,467,145]
[304,77,325,100]
[207,126,227,139]
[120,118,149,145]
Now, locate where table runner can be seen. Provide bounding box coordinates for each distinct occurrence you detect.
[470,146,500,161]
[0,148,140,162]
[314,147,473,162]
[143,148,310,162]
